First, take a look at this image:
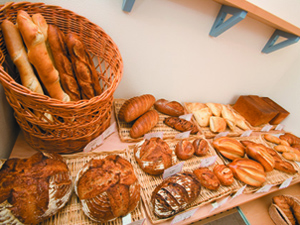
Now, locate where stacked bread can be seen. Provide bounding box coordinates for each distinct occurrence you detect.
[1,10,102,102]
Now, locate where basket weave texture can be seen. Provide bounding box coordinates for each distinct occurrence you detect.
[0,2,123,153]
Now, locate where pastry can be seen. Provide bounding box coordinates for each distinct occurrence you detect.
[193,167,220,191]
[164,117,198,134]
[213,164,234,186]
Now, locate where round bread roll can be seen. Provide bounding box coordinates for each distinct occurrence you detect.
[175,139,195,160]
[75,155,140,223]
[134,137,175,175]
[193,138,209,156]
[0,152,73,225]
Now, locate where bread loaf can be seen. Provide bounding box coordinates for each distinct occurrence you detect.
[48,25,81,101]
[241,141,275,172]
[118,94,156,123]
[213,164,234,186]
[154,99,184,116]
[164,117,198,134]
[228,158,266,187]
[134,137,174,175]
[193,138,209,156]
[193,167,220,191]
[17,10,70,102]
[209,116,227,133]
[0,152,72,225]
[262,97,290,125]
[150,172,201,219]
[66,33,102,99]
[75,155,140,223]
[212,137,245,160]
[175,139,195,160]
[130,110,159,138]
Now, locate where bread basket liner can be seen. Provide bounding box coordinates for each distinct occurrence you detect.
[0,2,123,154]
[125,137,244,224]
[114,98,203,142]
[269,195,300,225]
[212,135,300,194]
[0,150,147,225]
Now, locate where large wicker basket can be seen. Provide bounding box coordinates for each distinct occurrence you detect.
[0,2,123,154]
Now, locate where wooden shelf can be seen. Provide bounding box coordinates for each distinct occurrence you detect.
[212,0,300,37]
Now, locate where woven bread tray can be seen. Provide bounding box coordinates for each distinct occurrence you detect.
[1,151,147,225]
[212,135,300,194]
[126,138,243,224]
[0,2,123,154]
[114,99,202,142]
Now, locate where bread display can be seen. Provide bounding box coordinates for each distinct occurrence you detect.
[175,139,195,160]
[134,137,174,175]
[213,164,234,186]
[241,141,275,172]
[130,110,159,138]
[118,94,156,122]
[193,138,209,156]
[164,116,198,134]
[0,152,73,224]
[228,158,266,187]
[48,25,81,101]
[150,172,201,218]
[212,137,245,160]
[193,167,220,191]
[75,155,140,223]
[154,99,184,116]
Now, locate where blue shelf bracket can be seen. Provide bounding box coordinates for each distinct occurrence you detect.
[209,5,247,37]
[262,29,300,53]
[122,0,136,12]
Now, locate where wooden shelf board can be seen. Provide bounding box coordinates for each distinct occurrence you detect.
[212,0,300,36]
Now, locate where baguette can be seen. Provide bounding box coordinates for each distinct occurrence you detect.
[1,19,43,94]
[118,94,156,123]
[130,110,159,138]
[66,33,102,99]
[154,99,184,116]
[17,10,70,102]
[48,25,81,101]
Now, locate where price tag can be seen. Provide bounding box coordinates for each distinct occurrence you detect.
[175,131,191,139]
[240,130,253,137]
[255,184,273,193]
[215,131,229,139]
[179,113,193,121]
[231,185,247,200]
[219,196,230,207]
[279,177,293,189]
[127,218,146,225]
[275,124,285,131]
[296,162,300,168]
[209,202,219,212]
[171,208,197,224]
[200,156,217,168]
[144,132,163,140]
[122,213,132,225]
[163,162,184,179]
[261,125,273,132]
[84,122,117,152]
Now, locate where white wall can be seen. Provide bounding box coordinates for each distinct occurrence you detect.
[1,0,300,157]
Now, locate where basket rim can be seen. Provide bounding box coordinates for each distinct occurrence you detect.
[0,1,123,107]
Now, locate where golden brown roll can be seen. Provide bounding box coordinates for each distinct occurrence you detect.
[280,133,300,146]
[193,138,209,156]
[130,110,159,138]
[175,139,195,160]
[213,164,234,186]
[154,99,184,116]
[263,134,290,146]
[212,137,245,160]
[193,167,220,191]
[75,155,140,223]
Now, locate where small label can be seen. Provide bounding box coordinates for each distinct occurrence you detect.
[296,162,300,168]
[209,202,219,212]
[163,162,184,179]
[144,132,163,140]
[261,125,273,132]
[255,184,273,193]
[275,124,285,131]
[279,177,293,189]
[175,131,191,139]
[84,122,117,152]
[122,213,132,225]
[171,208,197,224]
[127,218,146,225]
[179,113,193,121]
[218,196,230,207]
[231,185,247,199]
[240,130,253,137]
[215,131,229,139]
[200,156,217,168]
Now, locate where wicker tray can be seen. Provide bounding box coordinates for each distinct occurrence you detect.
[212,135,300,193]
[0,2,122,154]
[114,99,202,142]
[1,151,147,225]
[125,138,243,224]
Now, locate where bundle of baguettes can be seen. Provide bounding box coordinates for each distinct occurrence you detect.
[1,10,102,102]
